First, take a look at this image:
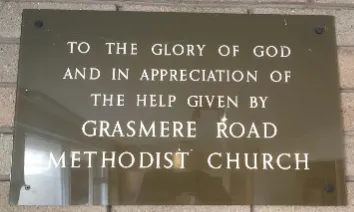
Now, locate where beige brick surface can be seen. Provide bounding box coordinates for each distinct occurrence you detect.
[346,135,354,176]
[0,134,12,175]
[0,45,19,83]
[315,0,354,4]
[0,2,116,38]
[0,182,105,212]
[113,206,251,212]
[119,0,307,8]
[120,4,247,13]
[342,93,354,132]
[254,183,354,212]
[338,48,354,89]
[253,8,354,46]
[0,88,15,127]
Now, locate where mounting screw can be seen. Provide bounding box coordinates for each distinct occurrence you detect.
[315,26,325,34]
[324,184,334,193]
[24,185,31,190]
[34,20,44,29]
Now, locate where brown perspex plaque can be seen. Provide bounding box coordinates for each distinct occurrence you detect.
[10,10,347,206]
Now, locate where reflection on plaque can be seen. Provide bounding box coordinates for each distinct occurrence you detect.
[9,10,347,206]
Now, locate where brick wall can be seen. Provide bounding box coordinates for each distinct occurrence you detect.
[0,0,354,211]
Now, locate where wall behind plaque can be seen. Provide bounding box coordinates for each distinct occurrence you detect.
[0,0,354,212]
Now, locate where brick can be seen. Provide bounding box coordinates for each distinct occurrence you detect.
[0,134,12,175]
[346,135,354,176]
[0,88,15,127]
[0,45,19,83]
[254,183,354,212]
[342,93,354,132]
[338,48,354,89]
[315,0,354,4]
[120,4,247,14]
[113,206,251,212]
[0,2,116,38]
[253,8,354,46]
[0,182,9,211]
[0,182,105,212]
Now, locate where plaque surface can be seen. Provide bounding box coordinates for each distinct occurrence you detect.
[10,10,346,206]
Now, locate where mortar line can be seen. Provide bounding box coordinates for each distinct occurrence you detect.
[338,46,354,50]
[0,37,20,45]
[0,127,13,134]
[0,83,16,88]
[0,174,10,181]
[341,88,354,93]
[347,176,354,182]
[344,131,354,136]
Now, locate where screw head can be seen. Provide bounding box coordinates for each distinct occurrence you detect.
[24,185,31,190]
[315,26,325,34]
[324,184,334,193]
[34,20,44,29]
